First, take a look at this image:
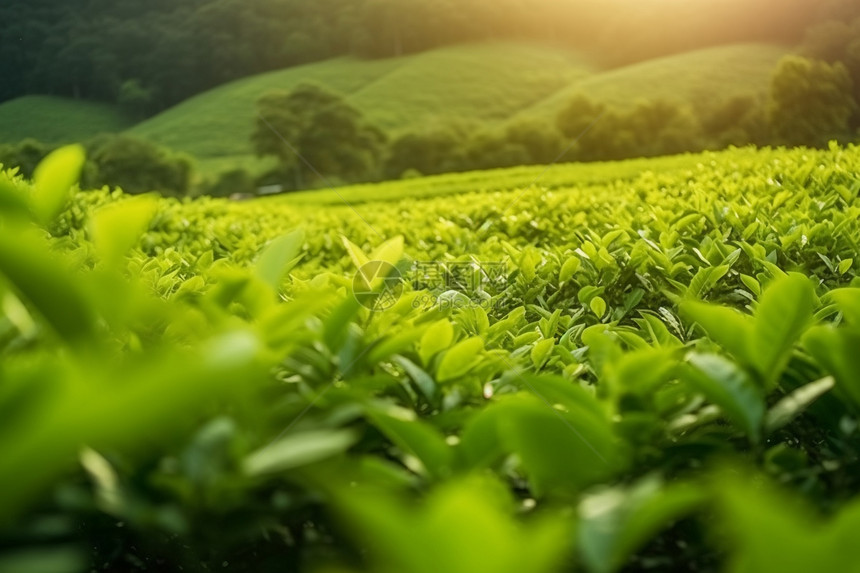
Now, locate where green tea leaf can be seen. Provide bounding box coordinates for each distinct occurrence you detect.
[342,236,370,270]
[804,326,860,407]
[90,194,160,266]
[751,274,814,388]
[826,288,860,326]
[684,353,765,442]
[255,229,305,289]
[764,377,834,434]
[496,393,621,497]
[392,356,438,402]
[332,478,568,573]
[244,430,357,476]
[578,477,703,573]
[531,338,555,370]
[717,473,836,573]
[559,256,581,282]
[680,301,753,366]
[419,319,454,365]
[31,145,85,224]
[590,296,607,318]
[367,407,452,479]
[686,265,729,299]
[0,226,98,344]
[739,274,761,297]
[369,235,405,266]
[437,336,484,382]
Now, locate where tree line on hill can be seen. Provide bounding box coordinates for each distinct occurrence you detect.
[3,11,860,198]
[0,0,845,114]
[799,13,860,107]
[242,47,858,193]
[0,136,193,197]
[2,43,858,199]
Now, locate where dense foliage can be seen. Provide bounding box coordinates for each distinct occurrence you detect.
[0,0,829,111]
[4,49,859,198]
[3,143,860,572]
[0,136,194,196]
[283,64,854,187]
[387,50,858,178]
[253,84,387,189]
[769,56,858,144]
[800,12,860,108]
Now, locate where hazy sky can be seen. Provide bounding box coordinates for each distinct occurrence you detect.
[554,0,826,64]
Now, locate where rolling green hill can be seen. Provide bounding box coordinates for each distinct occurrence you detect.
[521,43,789,118]
[0,41,790,178]
[128,43,595,175]
[0,96,133,144]
[350,43,593,131]
[127,56,403,163]
[128,42,785,178]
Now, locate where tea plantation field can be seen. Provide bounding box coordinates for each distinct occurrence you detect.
[0,42,785,178]
[2,144,860,572]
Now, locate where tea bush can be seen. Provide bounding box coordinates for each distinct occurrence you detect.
[2,143,860,572]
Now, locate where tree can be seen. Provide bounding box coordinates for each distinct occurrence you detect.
[557,94,607,140]
[624,99,704,157]
[800,17,860,124]
[252,83,387,189]
[503,119,565,165]
[463,129,531,171]
[556,93,711,161]
[0,0,832,111]
[84,135,194,197]
[574,111,639,162]
[384,127,463,178]
[768,55,857,146]
[207,168,255,198]
[117,79,154,119]
[0,139,52,178]
[703,95,768,147]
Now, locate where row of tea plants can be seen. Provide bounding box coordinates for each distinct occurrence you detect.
[2,143,860,572]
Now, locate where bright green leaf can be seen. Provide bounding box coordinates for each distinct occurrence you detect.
[255,229,305,289]
[680,301,753,366]
[751,273,815,389]
[764,377,834,434]
[531,338,555,369]
[559,256,581,282]
[419,320,454,365]
[590,296,607,319]
[684,353,765,442]
[578,477,703,573]
[437,337,484,382]
[244,430,357,476]
[31,145,85,224]
[90,194,160,266]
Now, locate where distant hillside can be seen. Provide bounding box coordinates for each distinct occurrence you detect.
[127,57,401,162]
[1,0,819,107]
[521,43,789,119]
[0,41,791,178]
[127,43,595,175]
[0,96,133,144]
[350,44,593,130]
